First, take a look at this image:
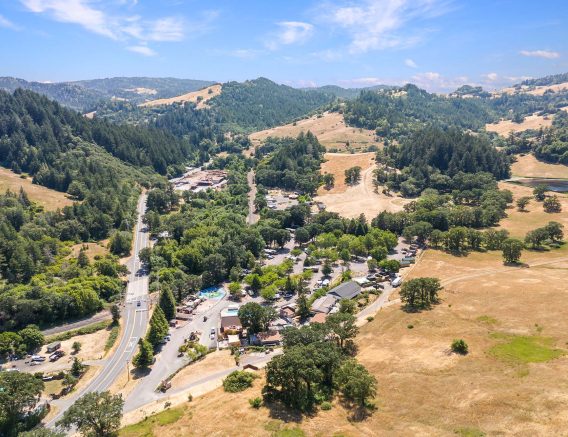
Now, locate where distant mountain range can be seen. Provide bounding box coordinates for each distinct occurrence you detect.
[0,76,215,111]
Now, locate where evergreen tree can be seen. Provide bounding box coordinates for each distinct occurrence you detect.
[146,306,169,346]
[133,338,154,368]
[158,286,177,321]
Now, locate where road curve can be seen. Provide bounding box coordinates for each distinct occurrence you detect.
[45,193,151,428]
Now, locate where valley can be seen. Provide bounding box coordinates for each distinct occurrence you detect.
[1,62,568,437]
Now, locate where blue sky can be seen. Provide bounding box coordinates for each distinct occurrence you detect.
[1,0,567,91]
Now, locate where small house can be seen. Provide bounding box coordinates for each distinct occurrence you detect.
[255,331,282,346]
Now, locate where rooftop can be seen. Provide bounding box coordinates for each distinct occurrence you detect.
[328,281,362,300]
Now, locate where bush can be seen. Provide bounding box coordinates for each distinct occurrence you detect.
[366,316,374,322]
[451,339,469,355]
[249,397,262,409]
[223,370,257,393]
[320,401,332,411]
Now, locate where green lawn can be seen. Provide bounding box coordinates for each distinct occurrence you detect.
[489,333,565,364]
[120,406,185,437]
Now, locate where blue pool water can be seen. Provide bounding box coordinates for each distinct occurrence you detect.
[198,286,226,300]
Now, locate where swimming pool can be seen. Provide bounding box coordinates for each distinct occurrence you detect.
[198,286,226,300]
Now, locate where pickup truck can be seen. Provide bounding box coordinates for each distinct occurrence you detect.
[49,350,65,362]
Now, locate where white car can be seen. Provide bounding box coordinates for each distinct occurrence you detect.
[210,328,216,340]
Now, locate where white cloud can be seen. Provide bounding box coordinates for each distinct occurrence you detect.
[520,49,560,59]
[323,0,450,53]
[482,72,499,82]
[20,0,216,55]
[0,14,20,30]
[146,17,184,42]
[22,0,116,38]
[266,21,314,50]
[411,72,470,92]
[127,45,156,56]
[405,58,417,68]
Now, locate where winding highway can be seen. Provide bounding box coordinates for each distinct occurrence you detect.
[45,193,151,428]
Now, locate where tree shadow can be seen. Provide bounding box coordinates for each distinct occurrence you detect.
[264,400,307,424]
[338,398,376,422]
[132,367,151,380]
[503,261,529,268]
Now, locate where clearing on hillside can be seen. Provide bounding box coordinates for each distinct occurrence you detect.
[486,113,553,135]
[0,167,74,211]
[319,152,376,194]
[249,111,377,151]
[511,154,568,178]
[500,82,568,96]
[315,153,409,219]
[139,84,222,108]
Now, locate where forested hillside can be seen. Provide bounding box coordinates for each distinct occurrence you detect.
[521,73,568,87]
[209,78,334,131]
[343,84,497,139]
[255,132,325,194]
[378,126,511,196]
[0,89,199,177]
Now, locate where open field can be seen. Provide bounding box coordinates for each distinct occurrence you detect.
[125,243,568,436]
[511,154,568,179]
[499,82,568,96]
[68,242,109,261]
[319,152,376,194]
[0,167,74,210]
[140,84,222,108]
[486,113,553,135]
[315,154,409,219]
[249,111,377,151]
[497,181,568,238]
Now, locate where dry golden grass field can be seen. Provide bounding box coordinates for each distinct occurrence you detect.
[0,167,74,210]
[140,84,222,108]
[511,154,568,179]
[486,113,553,135]
[497,182,568,238]
[249,112,377,151]
[499,82,568,96]
[315,153,409,219]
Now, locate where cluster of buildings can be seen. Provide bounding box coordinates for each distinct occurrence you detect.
[170,168,228,193]
[218,281,364,348]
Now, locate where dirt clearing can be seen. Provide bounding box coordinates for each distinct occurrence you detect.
[140,84,221,108]
[249,111,377,151]
[0,167,74,210]
[319,152,376,194]
[512,154,568,178]
[315,154,409,219]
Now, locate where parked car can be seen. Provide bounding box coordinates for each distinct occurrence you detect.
[31,355,46,362]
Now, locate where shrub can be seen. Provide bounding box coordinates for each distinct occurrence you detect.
[249,397,262,409]
[451,339,469,355]
[320,401,332,411]
[223,371,257,393]
[407,324,414,329]
[366,316,374,322]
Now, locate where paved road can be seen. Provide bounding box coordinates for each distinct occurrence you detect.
[45,193,151,428]
[123,293,232,412]
[246,170,259,225]
[41,310,111,336]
